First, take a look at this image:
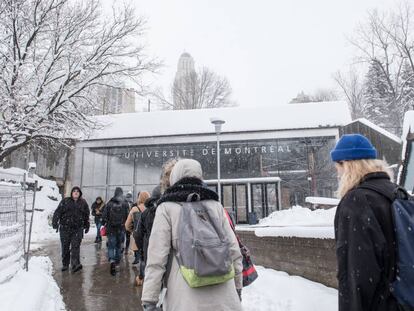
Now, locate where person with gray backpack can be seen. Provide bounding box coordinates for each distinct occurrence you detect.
[141,159,243,311]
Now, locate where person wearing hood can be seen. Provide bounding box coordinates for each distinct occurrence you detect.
[141,159,243,311]
[102,187,129,276]
[91,196,105,243]
[52,186,90,273]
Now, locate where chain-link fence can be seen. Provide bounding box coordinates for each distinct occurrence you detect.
[0,171,36,283]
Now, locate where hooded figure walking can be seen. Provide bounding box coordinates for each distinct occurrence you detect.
[102,187,129,275]
[52,186,90,272]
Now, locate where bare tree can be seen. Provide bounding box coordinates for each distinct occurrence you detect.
[334,69,365,119]
[289,89,338,104]
[154,67,235,110]
[311,88,339,102]
[0,0,159,162]
[343,3,414,133]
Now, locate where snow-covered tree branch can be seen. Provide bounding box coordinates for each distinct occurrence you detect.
[0,0,159,162]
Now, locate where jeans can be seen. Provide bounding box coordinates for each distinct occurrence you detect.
[95,218,102,238]
[107,231,123,263]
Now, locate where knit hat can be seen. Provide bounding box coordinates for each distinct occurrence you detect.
[330,134,377,162]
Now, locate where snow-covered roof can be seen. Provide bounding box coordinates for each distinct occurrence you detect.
[348,118,402,144]
[87,101,351,140]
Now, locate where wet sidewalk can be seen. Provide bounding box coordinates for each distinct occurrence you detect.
[41,238,143,311]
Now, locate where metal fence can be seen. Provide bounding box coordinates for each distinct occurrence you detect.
[0,171,37,283]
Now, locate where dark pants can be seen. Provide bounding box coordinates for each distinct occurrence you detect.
[60,228,83,267]
[139,258,146,280]
[125,231,131,250]
[107,231,123,263]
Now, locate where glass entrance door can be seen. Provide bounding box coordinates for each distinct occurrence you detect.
[251,183,264,220]
[264,183,279,215]
[234,184,248,223]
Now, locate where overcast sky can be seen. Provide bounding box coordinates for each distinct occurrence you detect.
[125,0,396,109]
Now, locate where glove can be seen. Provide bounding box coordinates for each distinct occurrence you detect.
[142,303,160,311]
[237,288,242,302]
[84,227,89,234]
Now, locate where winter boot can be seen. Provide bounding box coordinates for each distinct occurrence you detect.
[110,262,116,276]
[132,251,140,265]
[61,266,69,272]
[72,264,83,273]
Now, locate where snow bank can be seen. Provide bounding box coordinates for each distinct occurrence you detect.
[259,205,336,227]
[305,196,339,206]
[237,206,336,239]
[0,256,65,311]
[0,167,61,242]
[255,226,335,239]
[242,266,337,311]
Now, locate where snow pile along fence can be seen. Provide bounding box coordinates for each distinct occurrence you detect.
[0,189,26,283]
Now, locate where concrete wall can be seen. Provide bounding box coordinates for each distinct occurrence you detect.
[236,230,338,288]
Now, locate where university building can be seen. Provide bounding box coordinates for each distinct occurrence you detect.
[73,101,352,223]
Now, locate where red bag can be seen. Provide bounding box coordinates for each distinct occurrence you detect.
[100,226,106,237]
[224,209,258,287]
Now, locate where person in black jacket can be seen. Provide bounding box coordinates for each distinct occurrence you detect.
[331,134,399,311]
[134,186,161,285]
[91,196,105,243]
[52,186,90,272]
[102,187,129,276]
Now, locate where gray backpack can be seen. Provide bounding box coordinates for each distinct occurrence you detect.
[175,196,235,288]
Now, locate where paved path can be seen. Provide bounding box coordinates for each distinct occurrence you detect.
[40,238,143,311]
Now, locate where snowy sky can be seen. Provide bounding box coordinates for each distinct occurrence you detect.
[109,0,396,109]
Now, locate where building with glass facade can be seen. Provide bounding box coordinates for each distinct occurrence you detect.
[72,101,351,223]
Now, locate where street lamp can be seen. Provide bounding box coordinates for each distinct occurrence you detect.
[210,117,225,202]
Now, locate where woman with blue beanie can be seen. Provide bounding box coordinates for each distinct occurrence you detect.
[331,134,399,311]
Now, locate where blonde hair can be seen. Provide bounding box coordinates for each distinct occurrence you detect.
[337,159,393,198]
[137,191,150,205]
[160,159,178,194]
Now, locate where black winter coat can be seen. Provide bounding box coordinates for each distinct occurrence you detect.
[52,197,90,232]
[134,197,158,262]
[91,201,105,223]
[334,172,399,311]
[102,196,129,235]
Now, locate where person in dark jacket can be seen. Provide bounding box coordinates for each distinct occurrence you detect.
[91,196,105,243]
[134,186,161,285]
[331,134,399,311]
[102,187,129,276]
[52,186,90,272]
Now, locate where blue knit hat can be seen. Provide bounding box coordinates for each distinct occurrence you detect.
[330,134,377,162]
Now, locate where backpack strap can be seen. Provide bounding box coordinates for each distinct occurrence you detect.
[358,184,409,202]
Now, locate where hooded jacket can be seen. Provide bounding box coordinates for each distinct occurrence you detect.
[142,159,243,311]
[335,172,399,311]
[52,186,90,231]
[102,187,129,234]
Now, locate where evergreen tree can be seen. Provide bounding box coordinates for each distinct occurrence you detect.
[363,60,397,133]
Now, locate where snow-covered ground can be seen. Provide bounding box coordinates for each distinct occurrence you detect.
[238,205,336,239]
[0,256,65,311]
[242,266,337,311]
[0,168,66,310]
